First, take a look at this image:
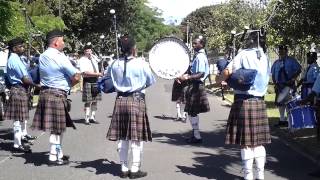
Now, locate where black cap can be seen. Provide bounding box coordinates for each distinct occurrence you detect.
[46,29,64,41]
[307,52,317,59]
[8,37,24,50]
[83,44,92,50]
[119,35,135,54]
[278,45,288,51]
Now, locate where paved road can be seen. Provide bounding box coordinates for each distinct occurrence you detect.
[0,78,318,180]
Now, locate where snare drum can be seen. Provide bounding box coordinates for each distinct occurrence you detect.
[286,96,301,110]
[288,105,316,129]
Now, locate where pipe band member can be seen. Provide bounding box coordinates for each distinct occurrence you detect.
[31,29,81,166]
[271,45,301,127]
[106,35,155,179]
[217,30,271,180]
[5,37,37,153]
[298,52,320,99]
[79,44,102,125]
[177,35,210,144]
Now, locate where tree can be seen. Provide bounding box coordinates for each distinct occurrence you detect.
[182,0,266,53]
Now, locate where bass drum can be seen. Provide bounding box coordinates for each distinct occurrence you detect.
[148,37,190,80]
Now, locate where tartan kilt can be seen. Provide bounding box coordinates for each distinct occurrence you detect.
[82,82,102,102]
[107,96,152,142]
[225,98,271,146]
[184,82,210,114]
[4,86,29,122]
[31,89,71,134]
[171,80,187,103]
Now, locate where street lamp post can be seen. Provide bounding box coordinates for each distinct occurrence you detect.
[110,9,119,60]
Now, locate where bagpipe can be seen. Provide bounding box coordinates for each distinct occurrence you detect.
[217,26,267,98]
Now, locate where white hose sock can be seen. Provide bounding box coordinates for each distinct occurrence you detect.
[189,115,201,139]
[90,111,96,120]
[241,147,254,180]
[85,107,90,122]
[180,103,187,119]
[279,106,286,122]
[253,146,266,180]
[176,103,182,118]
[13,121,22,148]
[131,141,143,173]
[49,134,63,161]
[21,120,28,137]
[118,140,129,172]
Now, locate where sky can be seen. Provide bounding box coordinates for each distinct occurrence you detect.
[147,0,226,25]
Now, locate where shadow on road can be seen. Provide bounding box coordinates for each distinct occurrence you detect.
[72,158,119,176]
[152,128,315,180]
[176,151,242,180]
[154,115,177,121]
[13,151,49,166]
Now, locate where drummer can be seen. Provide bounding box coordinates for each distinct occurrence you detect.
[271,45,301,127]
[299,67,320,178]
[177,35,210,144]
[297,52,320,99]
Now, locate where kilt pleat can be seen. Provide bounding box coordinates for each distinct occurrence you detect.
[31,89,70,134]
[82,82,102,102]
[225,99,271,146]
[171,80,187,103]
[4,86,29,121]
[107,96,152,142]
[184,82,210,114]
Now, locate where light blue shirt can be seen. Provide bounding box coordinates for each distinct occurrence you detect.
[303,63,320,84]
[228,48,270,97]
[39,47,79,92]
[312,73,320,94]
[7,53,30,85]
[190,49,209,82]
[106,56,156,93]
[271,56,301,83]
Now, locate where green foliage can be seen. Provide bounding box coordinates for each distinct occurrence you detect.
[182,0,266,52]
[0,1,13,38]
[0,0,65,43]
[268,0,320,48]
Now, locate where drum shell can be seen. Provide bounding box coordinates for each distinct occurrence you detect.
[288,105,316,129]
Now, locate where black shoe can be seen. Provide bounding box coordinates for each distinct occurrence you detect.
[24,134,37,140]
[274,121,288,127]
[13,145,32,153]
[309,169,320,177]
[186,136,202,144]
[120,171,130,178]
[89,119,99,124]
[129,170,147,179]
[48,158,69,166]
[61,155,70,161]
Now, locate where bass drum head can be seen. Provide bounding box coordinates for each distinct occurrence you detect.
[148,37,190,80]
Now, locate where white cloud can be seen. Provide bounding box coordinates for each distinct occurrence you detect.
[147,0,225,24]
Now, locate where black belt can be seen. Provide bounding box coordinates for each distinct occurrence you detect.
[234,94,264,101]
[83,77,98,83]
[117,92,145,99]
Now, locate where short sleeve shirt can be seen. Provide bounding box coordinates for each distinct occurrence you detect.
[6,53,29,85]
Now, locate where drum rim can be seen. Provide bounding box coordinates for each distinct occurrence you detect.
[148,36,191,80]
[148,36,191,58]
